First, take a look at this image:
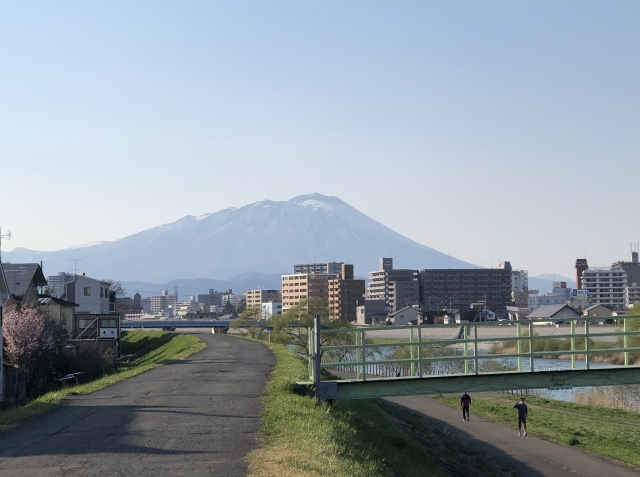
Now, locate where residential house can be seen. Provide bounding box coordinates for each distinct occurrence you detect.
[389,306,421,326]
[4,263,47,305]
[37,295,78,337]
[356,299,387,325]
[0,261,9,402]
[527,304,580,325]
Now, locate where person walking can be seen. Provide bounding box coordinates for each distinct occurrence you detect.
[514,397,528,436]
[460,392,472,421]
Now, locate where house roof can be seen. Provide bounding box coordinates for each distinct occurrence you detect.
[584,304,611,312]
[0,261,9,301]
[389,306,419,317]
[38,294,79,308]
[528,304,579,319]
[3,263,47,297]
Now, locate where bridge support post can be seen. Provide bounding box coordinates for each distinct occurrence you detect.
[473,325,479,375]
[314,314,321,401]
[529,322,534,372]
[585,320,591,370]
[463,325,469,374]
[410,328,415,377]
[624,318,629,366]
[571,321,576,369]
[517,323,522,372]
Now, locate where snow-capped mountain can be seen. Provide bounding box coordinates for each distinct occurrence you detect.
[4,194,475,282]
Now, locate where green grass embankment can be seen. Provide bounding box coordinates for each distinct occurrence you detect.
[246,342,516,477]
[0,331,205,432]
[434,394,640,467]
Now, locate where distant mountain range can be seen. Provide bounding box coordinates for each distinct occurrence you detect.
[5,193,476,283]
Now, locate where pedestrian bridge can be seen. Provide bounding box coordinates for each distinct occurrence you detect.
[121,319,230,329]
[299,315,640,400]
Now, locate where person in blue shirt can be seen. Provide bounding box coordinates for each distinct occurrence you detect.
[514,397,528,436]
[460,392,472,421]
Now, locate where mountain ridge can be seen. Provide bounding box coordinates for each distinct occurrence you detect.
[4,193,475,282]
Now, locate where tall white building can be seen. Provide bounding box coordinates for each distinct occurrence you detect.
[582,268,629,310]
[49,273,114,314]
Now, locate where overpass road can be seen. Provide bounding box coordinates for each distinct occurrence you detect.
[0,335,274,477]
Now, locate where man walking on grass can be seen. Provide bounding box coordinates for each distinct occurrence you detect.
[460,392,472,421]
[514,397,528,436]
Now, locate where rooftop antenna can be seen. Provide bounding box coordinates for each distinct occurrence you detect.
[69,258,81,275]
[0,227,11,261]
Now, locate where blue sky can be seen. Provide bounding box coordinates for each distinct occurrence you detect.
[1,1,639,277]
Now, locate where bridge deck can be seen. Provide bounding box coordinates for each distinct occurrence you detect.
[302,314,640,400]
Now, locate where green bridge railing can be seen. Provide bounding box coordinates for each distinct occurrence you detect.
[305,314,640,399]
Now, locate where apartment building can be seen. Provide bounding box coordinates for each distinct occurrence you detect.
[281,273,335,313]
[294,262,344,275]
[328,264,365,321]
[47,272,114,314]
[245,289,282,309]
[420,266,513,313]
[150,290,178,313]
[368,258,419,311]
[612,250,640,307]
[582,268,629,310]
[261,301,282,319]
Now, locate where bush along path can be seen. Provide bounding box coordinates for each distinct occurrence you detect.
[0,331,205,432]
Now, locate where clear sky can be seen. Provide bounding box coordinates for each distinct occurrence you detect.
[1,1,639,278]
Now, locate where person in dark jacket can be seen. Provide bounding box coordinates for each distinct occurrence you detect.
[460,392,472,421]
[514,397,528,436]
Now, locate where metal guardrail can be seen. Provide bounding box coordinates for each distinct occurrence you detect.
[305,314,640,399]
[121,320,230,329]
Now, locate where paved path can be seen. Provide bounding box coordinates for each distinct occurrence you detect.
[386,395,640,477]
[0,334,274,477]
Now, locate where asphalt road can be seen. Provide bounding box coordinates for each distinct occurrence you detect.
[0,334,274,477]
[386,395,640,477]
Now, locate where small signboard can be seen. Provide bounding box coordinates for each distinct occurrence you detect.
[99,328,118,338]
[266,326,274,331]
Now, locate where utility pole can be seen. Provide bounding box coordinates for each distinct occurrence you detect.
[69,259,81,275]
[0,227,11,261]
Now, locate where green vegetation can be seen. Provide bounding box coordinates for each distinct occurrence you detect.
[245,341,516,477]
[0,331,205,432]
[434,394,640,467]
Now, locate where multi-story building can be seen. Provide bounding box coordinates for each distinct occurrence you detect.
[328,264,365,321]
[150,290,178,313]
[355,299,387,325]
[368,258,419,311]
[48,272,114,315]
[612,250,640,308]
[581,268,629,310]
[498,262,528,307]
[281,273,336,313]
[197,289,224,313]
[294,262,344,275]
[245,289,282,309]
[420,265,513,313]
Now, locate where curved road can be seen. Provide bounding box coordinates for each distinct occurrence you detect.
[0,334,274,477]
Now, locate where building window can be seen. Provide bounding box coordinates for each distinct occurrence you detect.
[84,287,91,296]
[101,319,117,328]
[78,319,95,329]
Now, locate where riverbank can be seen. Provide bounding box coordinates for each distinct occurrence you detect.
[244,340,516,477]
[0,331,205,432]
[434,393,640,468]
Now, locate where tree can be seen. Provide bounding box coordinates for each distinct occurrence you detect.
[270,298,355,361]
[230,306,266,339]
[101,279,126,298]
[2,299,48,400]
[222,297,236,315]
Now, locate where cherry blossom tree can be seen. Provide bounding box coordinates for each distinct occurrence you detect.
[2,299,47,400]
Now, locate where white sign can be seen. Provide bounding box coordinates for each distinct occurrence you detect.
[572,289,589,297]
[99,328,118,338]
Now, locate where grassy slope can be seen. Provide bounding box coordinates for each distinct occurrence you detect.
[246,342,517,477]
[435,394,640,467]
[0,331,205,432]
